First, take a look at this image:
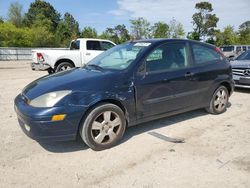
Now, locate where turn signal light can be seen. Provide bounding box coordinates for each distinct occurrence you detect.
[51,114,66,121]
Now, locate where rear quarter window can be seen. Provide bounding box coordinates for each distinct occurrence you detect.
[192,44,222,65]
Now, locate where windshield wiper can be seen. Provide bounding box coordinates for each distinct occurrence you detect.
[85,64,104,71]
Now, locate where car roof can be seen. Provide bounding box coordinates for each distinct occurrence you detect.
[132,38,215,48]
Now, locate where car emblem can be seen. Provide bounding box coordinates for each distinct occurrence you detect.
[243,69,250,76]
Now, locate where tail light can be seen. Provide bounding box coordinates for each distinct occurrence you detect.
[215,47,225,57]
[37,53,45,62]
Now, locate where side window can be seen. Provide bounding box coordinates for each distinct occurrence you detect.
[87,41,101,50]
[192,44,221,65]
[101,42,115,51]
[146,42,189,73]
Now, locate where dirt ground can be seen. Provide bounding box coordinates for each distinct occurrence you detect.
[0,61,249,188]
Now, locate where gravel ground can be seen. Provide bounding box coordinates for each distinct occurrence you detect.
[0,61,250,188]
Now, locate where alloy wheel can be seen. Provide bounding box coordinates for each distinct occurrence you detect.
[90,111,122,144]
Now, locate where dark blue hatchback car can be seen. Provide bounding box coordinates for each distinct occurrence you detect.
[15,39,234,150]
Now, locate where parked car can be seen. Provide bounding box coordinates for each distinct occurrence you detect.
[31,38,116,73]
[220,45,248,60]
[15,39,234,150]
[231,50,250,88]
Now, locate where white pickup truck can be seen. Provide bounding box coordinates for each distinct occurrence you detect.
[31,38,116,73]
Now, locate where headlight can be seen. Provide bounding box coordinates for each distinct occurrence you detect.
[29,90,72,107]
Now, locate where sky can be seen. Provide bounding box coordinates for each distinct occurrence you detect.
[0,0,249,34]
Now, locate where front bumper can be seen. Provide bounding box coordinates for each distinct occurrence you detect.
[14,94,86,142]
[31,62,51,71]
[233,74,250,89]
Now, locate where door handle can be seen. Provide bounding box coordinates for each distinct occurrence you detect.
[86,53,91,55]
[185,72,194,77]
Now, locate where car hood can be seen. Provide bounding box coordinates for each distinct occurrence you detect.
[231,60,250,68]
[22,68,121,99]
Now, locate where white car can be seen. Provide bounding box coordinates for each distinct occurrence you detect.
[31,38,116,73]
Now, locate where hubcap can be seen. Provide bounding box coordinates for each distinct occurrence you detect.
[91,111,121,144]
[214,89,228,112]
[60,65,71,71]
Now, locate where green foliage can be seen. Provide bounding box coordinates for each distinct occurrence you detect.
[214,26,238,46]
[0,17,4,23]
[130,17,151,39]
[168,18,185,38]
[238,21,250,44]
[23,0,60,30]
[56,12,80,47]
[151,22,169,38]
[81,27,98,38]
[99,24,130,44]
[192,1,219,41]
[0,22,32,47]
[8,1,23,27]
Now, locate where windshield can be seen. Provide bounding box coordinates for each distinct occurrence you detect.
[220,46,234,52]
[86,42,151,70]
[235,50,250,60]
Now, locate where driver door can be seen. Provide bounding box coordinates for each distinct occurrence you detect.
[135,41,201,119]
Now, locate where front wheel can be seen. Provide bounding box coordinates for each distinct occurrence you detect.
[80,103,126,151]
[206,86,229,114]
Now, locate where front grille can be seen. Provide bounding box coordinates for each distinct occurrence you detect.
[232,68,250,77]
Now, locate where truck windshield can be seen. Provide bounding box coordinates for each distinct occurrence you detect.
[235,50,250,60]
[70,40,80,50]
[220,46,234,52]
[86,42,151,70]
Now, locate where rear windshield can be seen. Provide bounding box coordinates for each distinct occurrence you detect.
[220,46,234,52]
[70,40,80,50]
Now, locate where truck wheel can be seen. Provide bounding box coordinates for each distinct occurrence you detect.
[206,86,229,114]
[80,103,126,151]
[55,62,74,72]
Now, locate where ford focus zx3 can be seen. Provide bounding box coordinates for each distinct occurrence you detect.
[15,39,234,150]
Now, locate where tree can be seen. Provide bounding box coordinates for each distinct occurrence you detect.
[238,21,250,44]
[81,27,98,38]
[0,17,4,23]
[214,26,238,46]
[8,1,23,27]
[100,24,130,44]
[191,1,219,41]
[56,12,80,46]
[0,22,33,47]
[130,17,151,39]
[114,24,130,43]
[151,22,169,38]
[23,0,60,30]
[31,14,56,47]
[168,18,185,38]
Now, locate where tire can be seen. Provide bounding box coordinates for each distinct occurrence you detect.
[206,86,229,114]
[47,67,55,74]
[80,103,126,151]
[55,62,74,72]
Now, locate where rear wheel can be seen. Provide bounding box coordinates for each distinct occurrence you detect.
[80,103,126,151]
[55,62,74,72]
[206,86,229,114]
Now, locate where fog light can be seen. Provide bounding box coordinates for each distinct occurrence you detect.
[24,124,31,132]
[51,114,66,121]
